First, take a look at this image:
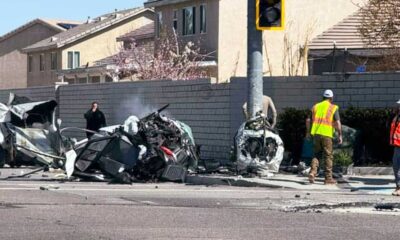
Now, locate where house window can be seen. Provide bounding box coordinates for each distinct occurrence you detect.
[67,51,80,69]
[74,52,80,68]
[173,10,178,32]
[51,52,57,70]
[67,52,73,69]
[39,54,45,71]
[28,55,33,72]
[200,4,207,33]
[182,6,195,36]
[156,11,162,37]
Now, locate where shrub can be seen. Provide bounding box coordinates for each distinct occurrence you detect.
[340,107,393,166]
[333,149,353,167]
[277,107,394,166]
[277,108,310,164]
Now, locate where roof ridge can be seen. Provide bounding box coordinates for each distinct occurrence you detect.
[0,18,81,43]
[22,7,152,53]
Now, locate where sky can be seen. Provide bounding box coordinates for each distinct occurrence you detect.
[0,0,146,36]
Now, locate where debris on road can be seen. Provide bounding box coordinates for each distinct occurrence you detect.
[0,97,200,184]
[69,104,199,183]
[0,93,67,168]
[39,185,60,191]
[374,203,400,211]
[2,166,47,179]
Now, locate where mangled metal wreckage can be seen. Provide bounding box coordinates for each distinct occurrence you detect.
[0,93,66,168]
[70,104,199,183]
[0,94,199,183]
[235,114,284,176]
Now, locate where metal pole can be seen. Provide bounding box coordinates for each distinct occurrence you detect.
[247,0,264,118]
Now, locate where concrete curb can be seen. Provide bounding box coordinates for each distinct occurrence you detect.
[185,174,341,190]
[185,174,395,191]
[352,167,393,175]
[185,175,285,188]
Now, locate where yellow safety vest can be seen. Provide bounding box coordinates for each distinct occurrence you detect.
[311,100,338,138]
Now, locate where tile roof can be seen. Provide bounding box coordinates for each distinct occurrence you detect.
[116,23,155,41]
[41,19,81,31]
[0,19,80,43]
[22,7,153,53]
[93,54,118,67]
[309,7,396,51]
[309,10,366,50]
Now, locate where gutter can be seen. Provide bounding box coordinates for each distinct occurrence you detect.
[144,0,192,8]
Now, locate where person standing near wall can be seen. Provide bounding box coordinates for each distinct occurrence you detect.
[306,89,343,185]
[242,95,277,128]
[84,101,106,138]
[389,100,400,196]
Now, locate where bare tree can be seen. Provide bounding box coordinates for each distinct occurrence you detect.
[110,33,210,81]
[279,21,314,76]
[358,0,400,71]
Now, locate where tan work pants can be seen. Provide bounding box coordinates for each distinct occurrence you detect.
[310,135,333,180]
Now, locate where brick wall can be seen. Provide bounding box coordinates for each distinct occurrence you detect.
[0,86,55,103]
[1,72,399,162]
[58,79,231,161]
[230,73,400,140]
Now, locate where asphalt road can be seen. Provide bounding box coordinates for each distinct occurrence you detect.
[1,177,400,240]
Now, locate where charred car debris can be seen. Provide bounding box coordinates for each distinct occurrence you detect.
[70,104,199,183]
[234,113,284,177]
[0,94,199,183]
[0,93,66,169]
[0,94,285,183]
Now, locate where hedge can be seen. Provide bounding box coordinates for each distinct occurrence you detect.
[277,107,395,166]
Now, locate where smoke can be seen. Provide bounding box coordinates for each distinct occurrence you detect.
[114,95,170,122]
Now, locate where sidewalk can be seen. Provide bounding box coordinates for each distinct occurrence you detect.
[186,173,396,195]
[0,167,396,195]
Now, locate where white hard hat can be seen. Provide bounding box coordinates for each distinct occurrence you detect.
[396,99,400,104]
[323,89,334,98]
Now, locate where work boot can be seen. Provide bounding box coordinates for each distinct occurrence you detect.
[308,174,315,183]
[324,178,337,185]
[309,158,319,184]
[392,187,400,196]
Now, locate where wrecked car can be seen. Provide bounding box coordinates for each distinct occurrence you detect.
[234,113,284,176]
[68,104,199,183]
[0,93,67,168]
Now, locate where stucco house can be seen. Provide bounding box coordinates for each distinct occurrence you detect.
[22,7,154,86]
[0,19,79,89]
[57,22,155,83]
[308,8,394,75]
[144,0,366,82]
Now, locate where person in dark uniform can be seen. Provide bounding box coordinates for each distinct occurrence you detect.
[84,101,106,138]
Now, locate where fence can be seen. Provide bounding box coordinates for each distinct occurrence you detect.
[1,72,399,162]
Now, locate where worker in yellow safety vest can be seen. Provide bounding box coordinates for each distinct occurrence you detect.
[390,99,400,196]
[306,89,342,185]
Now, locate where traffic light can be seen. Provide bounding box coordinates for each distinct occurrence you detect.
[256,0,285,31]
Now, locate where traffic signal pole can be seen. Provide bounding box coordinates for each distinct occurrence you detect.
[247,0,263,118]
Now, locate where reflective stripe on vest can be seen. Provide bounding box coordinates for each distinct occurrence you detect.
[311,100,338,138]
[390,116,400,147]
